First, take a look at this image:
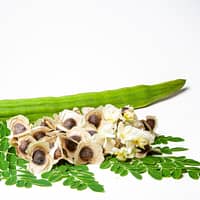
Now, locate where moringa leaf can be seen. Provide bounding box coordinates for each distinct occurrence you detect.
[88,182,105,192]
[24,181,32,188]
[2,170,10,178]
[63,176,75,186]
[77,183,87,190]
[141,156,156,165]
[188,171,199,180]
[0,138,9,151]
[5,176,17,185]
[0,160,9,170]
[119,168,129,176]
[167,136,184,142]
[16,180,26,187]
[183,159,200,166]
[172,168,182,179]
[160,147,172,154]
[148,168,162,180]
[100,159,112,169]
[171,147,188,152]
[162,168,171,177]
[129,170,143,180]
[31,179,52,187]
[16,159,28,167]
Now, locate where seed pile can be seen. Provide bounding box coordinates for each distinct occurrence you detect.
[7,104,157,175]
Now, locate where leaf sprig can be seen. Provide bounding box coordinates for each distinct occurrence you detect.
[100,155,200,180]
[1,121,200,192]
[41,164,104,192]
[100,135,200,180]
[153,135,184,145]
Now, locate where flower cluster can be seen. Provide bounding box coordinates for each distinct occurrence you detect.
[7,104,157,175]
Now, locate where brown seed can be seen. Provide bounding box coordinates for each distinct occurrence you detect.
[32,149,46,165]
[88,130,97,136]
[88,114,101,128]
[65,139,78,152]
[70,135,81,142]
[79,146,94,162]
[146,118,156,130]
[54,148,62,159]
[13,123,27,135]
[33,131,46,140]
[19,140,30,154]
[63,118,77,129]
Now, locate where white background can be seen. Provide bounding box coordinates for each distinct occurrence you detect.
[0,0,200,199]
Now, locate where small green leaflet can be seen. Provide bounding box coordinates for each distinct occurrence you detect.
[159,146,188,154]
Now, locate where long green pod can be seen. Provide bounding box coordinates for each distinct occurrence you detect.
[0,79,186,121]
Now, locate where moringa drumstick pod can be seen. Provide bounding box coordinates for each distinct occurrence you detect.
[0,79,186,121]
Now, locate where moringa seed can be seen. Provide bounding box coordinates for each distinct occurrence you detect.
[88,130,97,136]
[13,123,26,135]
[79,146,94,162]
[32,150,46,165]
[88,114,101,128]
[65,139,78,152]
[63,118,77,129]
[33,131,46,140]
[146,118,156,130]
[19,140,30,154]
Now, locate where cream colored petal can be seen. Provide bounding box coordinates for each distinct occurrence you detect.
[103,138,116,155]
[102,104,122,123]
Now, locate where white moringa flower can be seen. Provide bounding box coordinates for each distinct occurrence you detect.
[117,122,155,145]
[102,104,122,123]
[98,122,116,138]
[112,147,134,161]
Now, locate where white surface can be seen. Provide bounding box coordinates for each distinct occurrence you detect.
[0,0,200,199]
